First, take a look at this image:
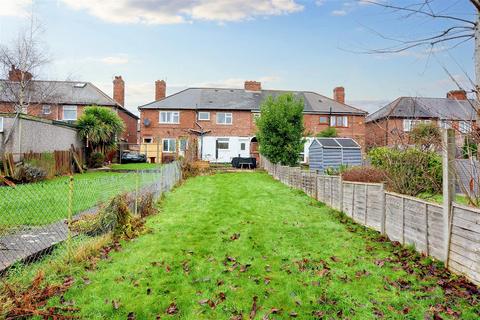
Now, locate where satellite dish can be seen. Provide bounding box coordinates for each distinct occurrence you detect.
[143,118,151,127]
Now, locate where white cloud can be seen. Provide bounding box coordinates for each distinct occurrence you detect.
[331,10,347,16]
[61,0,303,25]
[0,0,32,17]
[315,0,326,6]
[101,55,129,65]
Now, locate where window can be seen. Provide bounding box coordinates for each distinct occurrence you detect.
[179,138,187,151]
[198,112,210,121]
[459,121,472,134]
[159,111,179,124]
[63,105,77,121]
[240,142,246,151]
[330,116,348,127]
[319,116,328,124]
[440,120,451,129]
[217,112,232,125]
[42,105,51,115]
[403,119,431,132]
[253,113,261,119]
[162,138,176,152]
[143,137,153,144]
[217,138,229,149]
[0,117,3,133]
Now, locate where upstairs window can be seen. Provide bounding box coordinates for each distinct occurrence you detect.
[319,116,329,124]
[459,121,472,133]
[330,116,348,127]
[160,111,179,124]
[42,105,51,115]
[0,117,3,133]
[143,137,153,144]
[217,112,233,125]
[440,120,451,129]
[198,112,210,121]
[63,105,77,121]
[403,119,431,132]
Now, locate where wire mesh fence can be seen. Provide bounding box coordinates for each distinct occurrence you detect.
[0,161,181,272]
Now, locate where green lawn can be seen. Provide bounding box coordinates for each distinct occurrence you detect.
[418,192,470,206]
[110,163,161,170]
[52,172,478,319]
[0,171,159,230]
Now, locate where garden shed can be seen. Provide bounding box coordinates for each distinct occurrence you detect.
[308,138,362,173]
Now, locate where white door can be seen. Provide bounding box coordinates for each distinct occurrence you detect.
[238,138,250,157]
[216,138,231,163]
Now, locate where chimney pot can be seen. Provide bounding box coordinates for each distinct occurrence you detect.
[155,80,166,100]
[113,75,125,106]
[244,80,262,91]
[8,65,32,82]
[446,90,467,100]
[333,86,345,104]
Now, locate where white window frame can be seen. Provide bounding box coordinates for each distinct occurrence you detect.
[403,119,431,132]
[197,112,210,121]
[63,105,77,121]
[217,138,230,150]
[159,111,180,124]
[179,138,188,151]
[216,112,233,125]
[440,119,451,129]
[319,116,329,124]
[330,116,348,127]
[162,138,176,153]
[0,117,3,133]
[459,120,472,134]
[42,105,51,115]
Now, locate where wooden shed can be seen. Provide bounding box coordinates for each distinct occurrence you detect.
[308,138,362,173]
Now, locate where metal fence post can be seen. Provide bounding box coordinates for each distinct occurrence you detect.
[67,175,74,262]
[442,128,456,265]
[134,170,139,216]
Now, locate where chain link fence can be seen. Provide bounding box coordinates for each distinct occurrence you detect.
[0,162,181,272]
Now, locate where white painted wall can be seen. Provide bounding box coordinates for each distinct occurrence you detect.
[199,136,252,163]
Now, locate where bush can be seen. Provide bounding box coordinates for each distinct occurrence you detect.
[14,164,47,183]
[409,122,441,150]
[462,136,478,159]
[89,152,105,168]
[138,192,157,218]
[317,127,338,138]
[368,147,442,196]
[341,166,387,183]
[324,164,348,176]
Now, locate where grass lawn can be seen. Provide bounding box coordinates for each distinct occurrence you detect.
[418,193,470,206]
[51,172,479,319]
[0,171,159,229]
[110,163,161,170]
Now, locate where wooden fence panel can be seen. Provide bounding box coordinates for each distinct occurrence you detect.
[403,198,429,254]
[385,193,404,243]
[331,177,342,211]
[317,176,325,203]
[426,204,445,261]
[365,184,384,232]
[342,183,354,217]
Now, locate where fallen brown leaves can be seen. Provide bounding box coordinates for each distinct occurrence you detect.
[1,271,78,319]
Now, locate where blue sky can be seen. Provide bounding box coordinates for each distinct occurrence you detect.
[0,0,476,115]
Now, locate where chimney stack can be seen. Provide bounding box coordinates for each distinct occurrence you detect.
[155,80,166,100]
[113,76,125,106]
[8,65,32,82]
[333,87,345,104]
[446,89,467,100]
[244,80,262,91]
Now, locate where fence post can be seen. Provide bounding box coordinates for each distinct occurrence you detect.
[134,170,139,216]
[66,175,74,262]
[339,176,343,212]
[401,196,405,244]
[364,185,368,225]
[442,128,456,265]
[380,183,386,235]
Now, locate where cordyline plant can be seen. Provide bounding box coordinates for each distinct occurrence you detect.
[256,93,305,166]
[77,106,125,155]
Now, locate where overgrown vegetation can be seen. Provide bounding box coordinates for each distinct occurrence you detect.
[462,135,478,159]
[341,166,387,183]
[324,164,348,176]
[13,163,47,183]
[316,126,338,138]
[255,93,305,166]
[88,152,105,168]
[38,173,478,319]
[369,147,442,196]
[409,122,441,151]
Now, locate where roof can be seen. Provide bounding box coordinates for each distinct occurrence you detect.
[366,97,477,123]
[0,80,138,119]
[139,87,367,115]
[311,138,361,149]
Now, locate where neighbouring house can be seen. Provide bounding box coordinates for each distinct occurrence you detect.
[138,80,367,163]
[0,113,82,162]
[0,66,139,144]
[365,90,478,150]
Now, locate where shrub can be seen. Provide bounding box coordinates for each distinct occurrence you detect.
[89,152,105,168]
[409,122,441,150]
[14,164,47,183]
[462,135,478,159]
[368,147,442,196]
[317,127,338,138]
[341,166,387,183]
[324,164,348,176]
[138,192,157,218]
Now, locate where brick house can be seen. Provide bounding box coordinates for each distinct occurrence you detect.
[139,80,367,163]
[0,67,138,144]
[365,90,477,149]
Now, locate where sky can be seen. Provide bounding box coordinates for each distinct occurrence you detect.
[0,0,476,115]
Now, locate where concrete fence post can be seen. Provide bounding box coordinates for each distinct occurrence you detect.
[380,183,386,235]
[442,128,456,265]
[339,176,344,212]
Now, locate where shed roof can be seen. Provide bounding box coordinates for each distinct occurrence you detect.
[366,97,477,122]
[311,138,361,149]
[139,87,367,115]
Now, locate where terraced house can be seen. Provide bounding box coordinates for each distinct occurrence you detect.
[139,80,367,163]
[0,67,138,144]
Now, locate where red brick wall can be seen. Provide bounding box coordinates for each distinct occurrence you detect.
[118,109,138,144]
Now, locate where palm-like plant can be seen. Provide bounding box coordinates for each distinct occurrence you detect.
[77,106,125,154]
